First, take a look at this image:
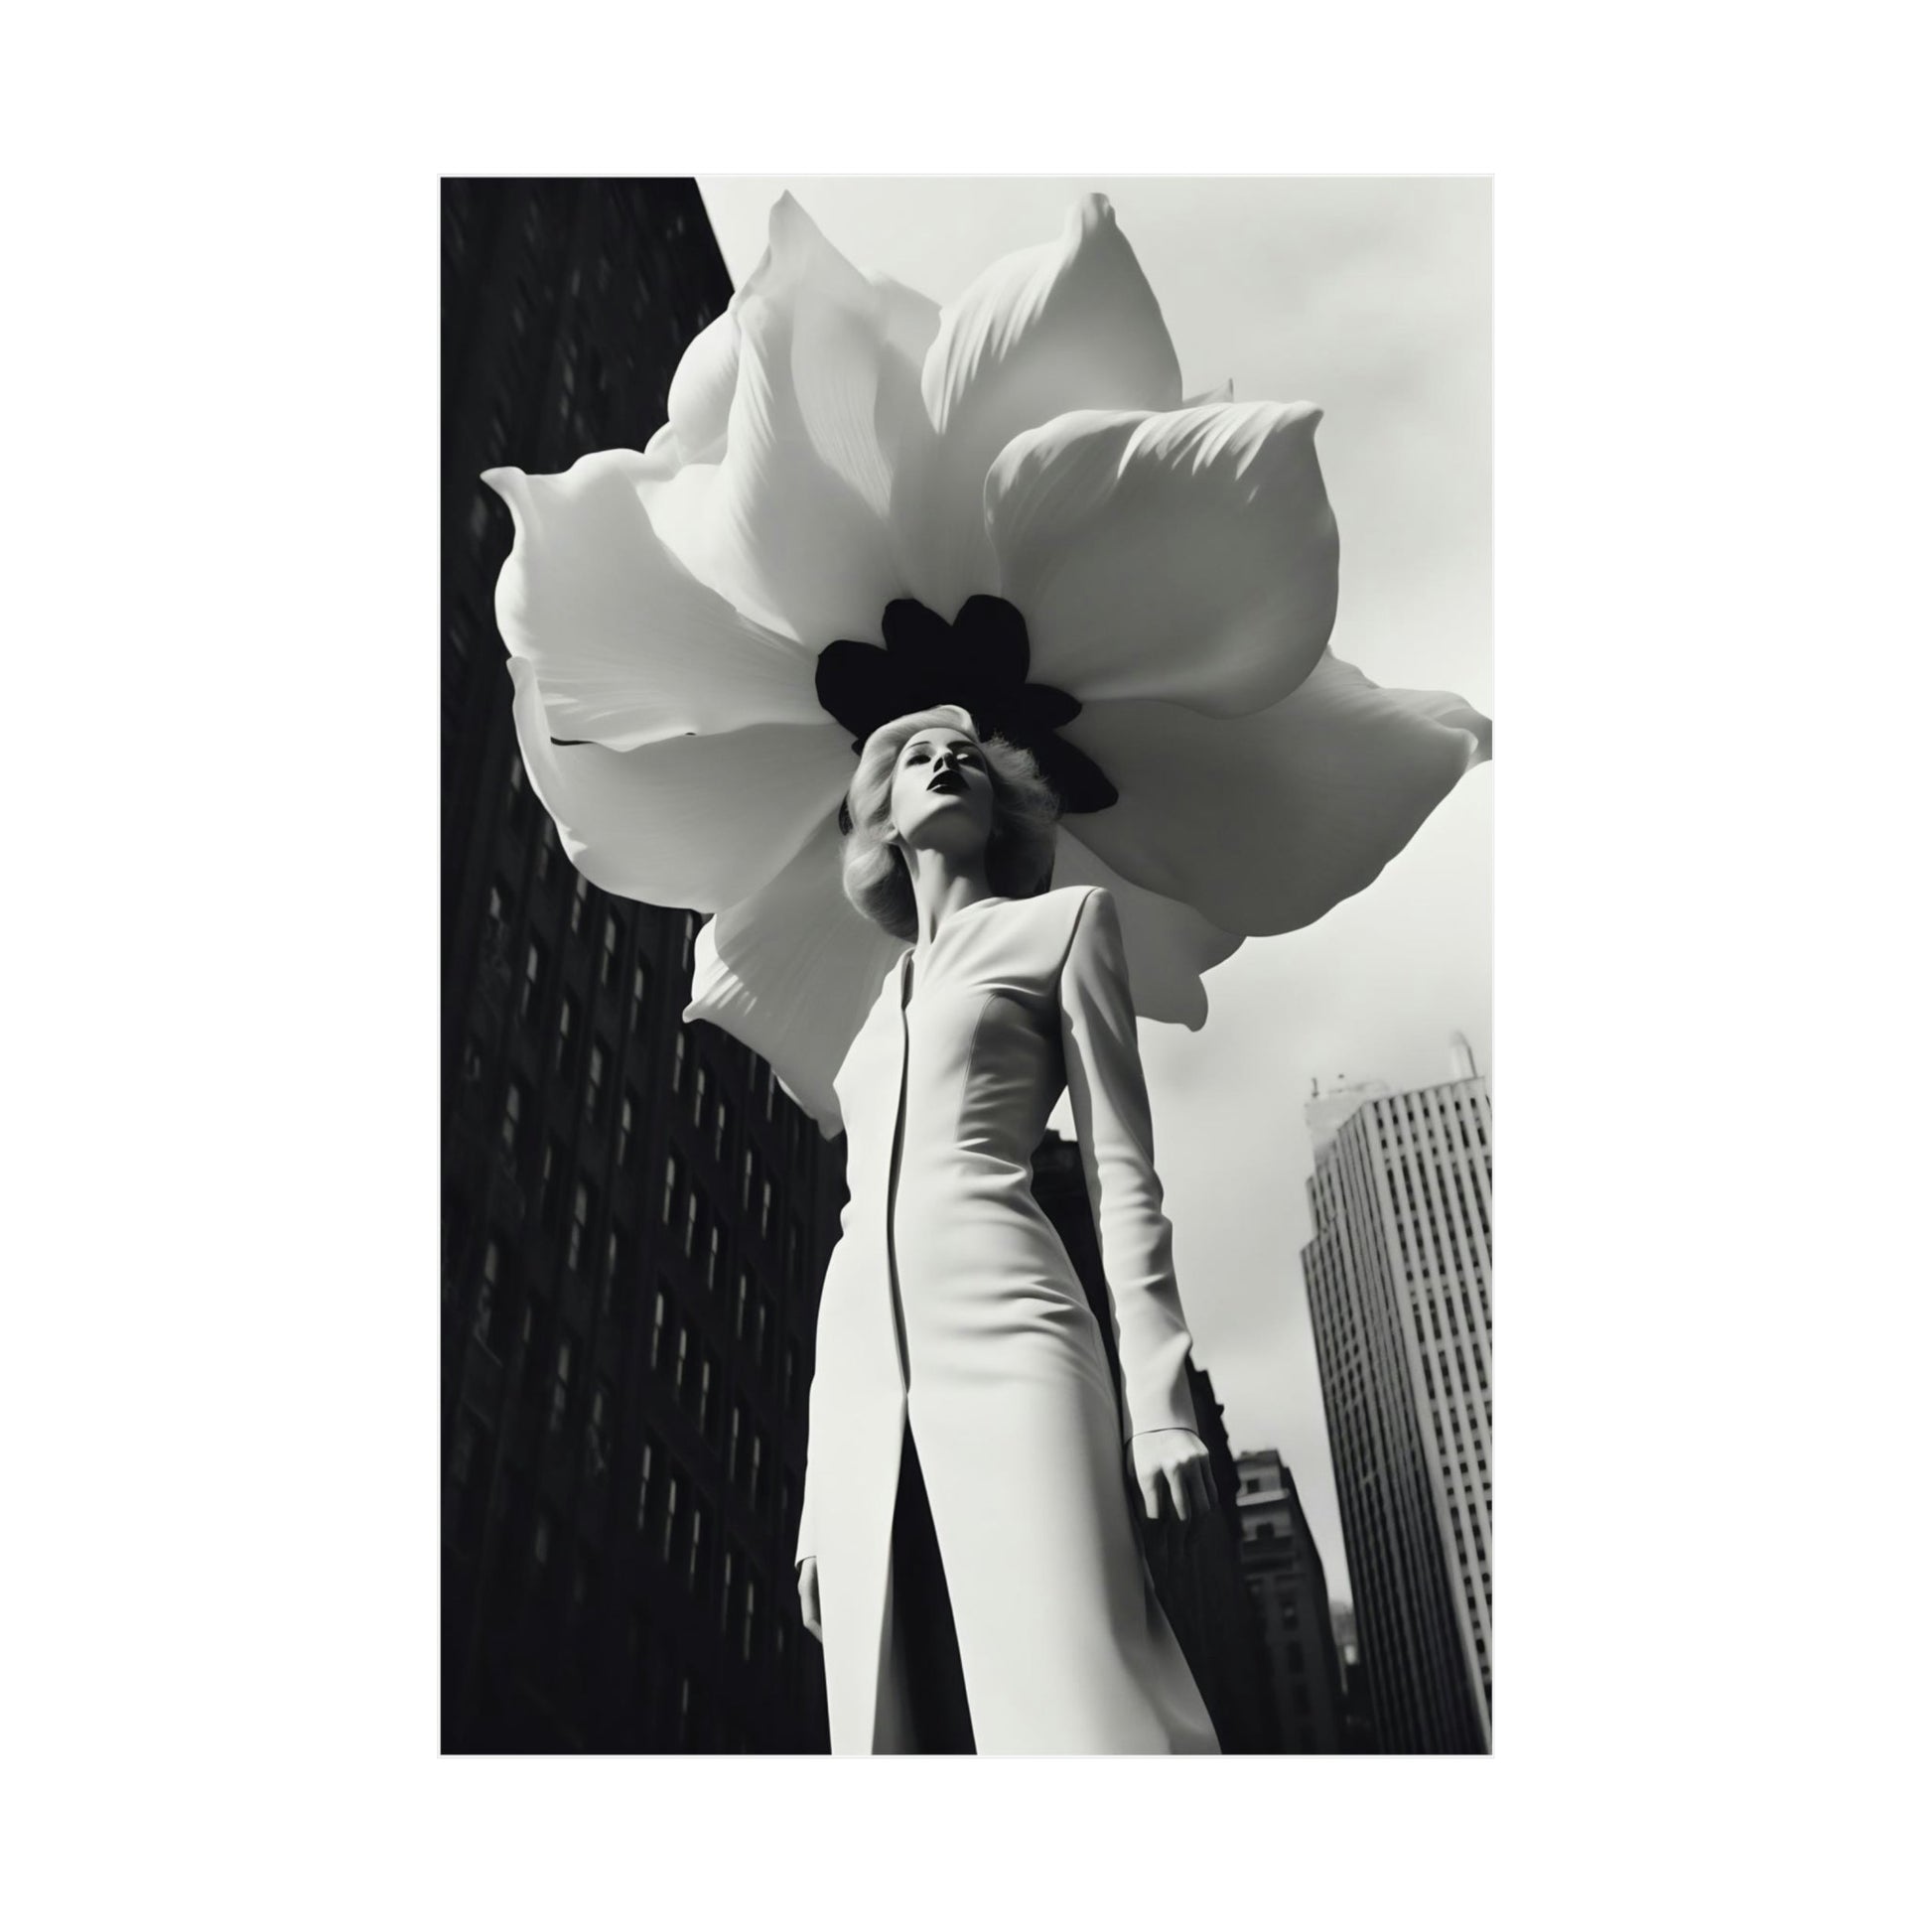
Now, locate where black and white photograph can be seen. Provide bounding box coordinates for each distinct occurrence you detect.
[441,177,1491,1753]
[15,14,1924,1917]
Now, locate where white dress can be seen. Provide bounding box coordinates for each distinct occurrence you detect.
[795,883,1220,1753]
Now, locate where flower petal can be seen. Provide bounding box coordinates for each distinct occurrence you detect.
[508,657,853,910]
[683,817,904,1139]
[900,194,1182,620]
[1050,834,1243,1028]
[1062,652,1491,935]
[649,196,923,648]
[484,452,824,750]
[666,309,741,465]
[985,401,1338,717]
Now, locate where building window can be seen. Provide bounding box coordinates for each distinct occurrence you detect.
[519,938,544,1023]
[568,1181,595,1273]
[616,1093,636,1170]
[691,1061,709,1131]
[674,1322,691,1402]
[499,1080,525,1160]
[750,1432,766,1508]
[629,957,651,1030]
[570,872,591,935]
[661,1474,680,1564]
[540,1140,567,1232]
[712,1098,730,1164]
[649,1288,668,1372]
[585,1041,608,1125]
[698,1353,717,1439]
[600,913,621,988]
[536,819,558,887]
[661,1151,682,1227]
[584,1384,611,1481]
[671,1031,687,1096]
[741,1148,756,1210]
[636,1438,657,1533]
[533,1509,553,1570]
[555,994,579,1080]
[602,1228,623,1316]
[549,1336,573,1432]
[782,1340,797,1409]
[705,1222,723,1294]
[683,1186,702,1260]
[759,1178,774,1242]
[743,1577,759,1663]
[734,1268,752,1339]
[727,1403,744,1486]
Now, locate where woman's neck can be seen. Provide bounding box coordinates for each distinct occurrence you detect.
[901,848,999,949]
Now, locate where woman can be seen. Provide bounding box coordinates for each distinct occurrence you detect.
[794,701,1223,1754]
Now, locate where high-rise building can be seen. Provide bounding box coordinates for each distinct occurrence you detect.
[441,179,844,1751]
[1030,1133,1282,1752]
[1233,1449,1346,1751]
[1301,1045,1494,1753]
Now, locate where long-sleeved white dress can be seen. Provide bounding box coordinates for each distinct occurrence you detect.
[795,882,1220,1754]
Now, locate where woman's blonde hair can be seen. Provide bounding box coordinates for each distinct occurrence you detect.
[840,705,1061,940]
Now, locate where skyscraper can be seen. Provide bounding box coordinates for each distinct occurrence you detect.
[1233,1449,1346,1751]
[442,180,843,1751]
[1301,1045,1494,1753]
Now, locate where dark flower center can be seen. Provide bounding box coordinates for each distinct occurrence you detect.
[815,596,1118,821]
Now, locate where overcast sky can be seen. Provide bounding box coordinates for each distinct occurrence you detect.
[697,176,1492,1603]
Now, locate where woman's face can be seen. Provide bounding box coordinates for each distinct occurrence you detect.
[888,727,996,858]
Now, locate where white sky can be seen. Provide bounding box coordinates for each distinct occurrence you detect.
[698,176,1492,1603]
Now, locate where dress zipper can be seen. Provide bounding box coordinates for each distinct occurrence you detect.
[883,952,913,1394]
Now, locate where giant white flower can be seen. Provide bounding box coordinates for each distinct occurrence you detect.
[484,193,1489,1138]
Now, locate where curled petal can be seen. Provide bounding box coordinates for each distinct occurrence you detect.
[484,453,823,750]
[986,401,1337,717]
[1063,653,1491,935]
[901,194,1182,619]
[666,309,741,465]
[508,658,853,911]
[683,817,904,1139]
[871,270,941,369]
[1051,835,1244,1028]
[652,195,921,647]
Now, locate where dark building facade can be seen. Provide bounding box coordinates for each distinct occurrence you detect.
[1232,1449,1346,1751]
[441,179,844,1751]
[1301,1062,1494,1754]
[1330,1602,1380,1752]
[1029,1133,1282,1752]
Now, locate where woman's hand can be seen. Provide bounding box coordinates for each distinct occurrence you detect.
[797,1556,823,1642]
[1129,1429,1219,1547]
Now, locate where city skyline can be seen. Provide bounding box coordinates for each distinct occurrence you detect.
[697,177,1493,1600]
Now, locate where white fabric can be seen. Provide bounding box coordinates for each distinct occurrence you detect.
[799,886,1219,1753]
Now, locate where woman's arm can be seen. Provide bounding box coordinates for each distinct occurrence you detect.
[1056,885,1201,1446]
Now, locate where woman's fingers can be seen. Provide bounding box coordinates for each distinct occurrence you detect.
[1165,1463,1191,1524]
